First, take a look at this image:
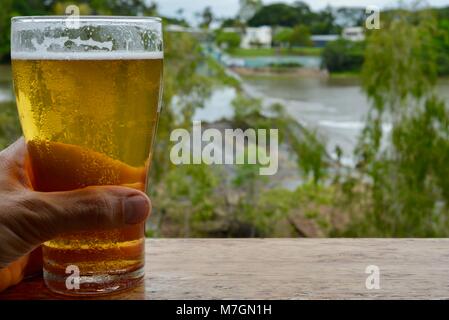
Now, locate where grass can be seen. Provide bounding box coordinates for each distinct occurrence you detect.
[329,70,361,78]
[227,47,323,57]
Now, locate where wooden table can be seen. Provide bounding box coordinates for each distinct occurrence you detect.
[1,239,449,299]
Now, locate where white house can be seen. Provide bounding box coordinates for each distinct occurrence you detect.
[222,27,240,33]
[342,27,365,42]
[240,26,272,49]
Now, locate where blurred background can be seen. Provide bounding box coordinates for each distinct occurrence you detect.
[1,0,449,237]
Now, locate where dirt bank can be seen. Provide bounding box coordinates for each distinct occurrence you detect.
[230,67,329,78]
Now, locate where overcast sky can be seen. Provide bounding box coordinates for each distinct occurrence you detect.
[157,0,449,24]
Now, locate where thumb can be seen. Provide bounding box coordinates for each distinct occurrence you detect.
[0,186,150,268]
[19,186,151,243]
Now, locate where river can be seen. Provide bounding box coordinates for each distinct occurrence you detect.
[3,63,449,166]
[196,72,449,166]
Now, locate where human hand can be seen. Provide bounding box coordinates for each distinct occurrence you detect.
[0,138,151,292]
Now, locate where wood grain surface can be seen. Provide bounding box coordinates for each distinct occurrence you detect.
[1,239,449,300]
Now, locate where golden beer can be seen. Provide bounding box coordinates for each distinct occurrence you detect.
[12,56,162,293]
[11,16,164,295]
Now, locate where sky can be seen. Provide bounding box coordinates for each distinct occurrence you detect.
[156,0,449,24]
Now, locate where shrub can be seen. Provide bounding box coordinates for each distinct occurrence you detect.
[321,38,365,73]
[216,31,241,50]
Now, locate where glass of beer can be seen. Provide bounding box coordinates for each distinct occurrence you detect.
[10,16,163,295]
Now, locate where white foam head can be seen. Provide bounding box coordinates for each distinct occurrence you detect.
[11,16,163,60]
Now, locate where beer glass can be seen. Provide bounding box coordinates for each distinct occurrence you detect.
[11,16,163,295]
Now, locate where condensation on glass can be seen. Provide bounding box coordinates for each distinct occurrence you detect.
[11,16,163,295]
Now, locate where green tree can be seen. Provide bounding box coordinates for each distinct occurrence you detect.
[289,25,313,47]
[310,5,341,34]
[434,16,449,76]
[53,2,92,14]
[248,3,304,27]
[90,0,157,15]
[0,101,21,149]
[0,0,52,61]
[248,2,339,34]
[216,31,241,50]
[321,38,365,73]
[199,6,214,29]
[343,8,449,236]
[220,18,241,28]
[335,7,366,28]
[273,28,293,47]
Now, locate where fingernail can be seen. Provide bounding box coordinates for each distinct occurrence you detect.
[123,195,149,224]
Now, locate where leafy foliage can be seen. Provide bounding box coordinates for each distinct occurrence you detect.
[215,31,241,50]
[340,8,449,237]
[273,28,293,47]
[0,102,20,149]
[321,39,365,73]
[434,14,449,76]
[273,25,313,48]
[199,6,214,29]
[248,3,307,27]
[2,2,449,238]
[289,25,313,47]
[248,2,340,34]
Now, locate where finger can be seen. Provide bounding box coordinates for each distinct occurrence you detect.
[0,137,26,168]
[0,255,28,292]
[14,186,151,244]
[0,137,31,188]
[0,266,12,292]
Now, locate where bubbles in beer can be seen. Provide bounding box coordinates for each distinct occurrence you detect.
[12,54,162,293]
